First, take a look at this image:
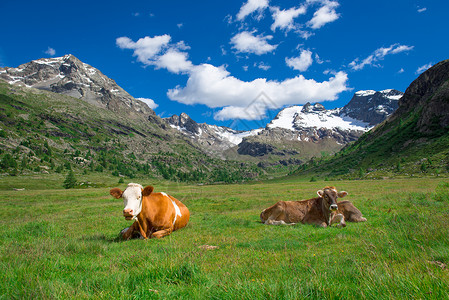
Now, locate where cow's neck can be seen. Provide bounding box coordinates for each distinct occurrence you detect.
[320,198,331,225]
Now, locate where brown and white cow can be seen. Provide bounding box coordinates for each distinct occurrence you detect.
[110,183,190,239]
[260,186,366,228]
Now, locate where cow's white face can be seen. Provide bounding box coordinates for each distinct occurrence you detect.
[122,183,143,220]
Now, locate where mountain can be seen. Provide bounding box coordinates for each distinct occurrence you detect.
[340,89,402,125]
[0,55,153,118]
[0,56,261,183]
[298,59,449,179]
[165,113,261,157]
[232,90,401,162]
[168,90,402,162]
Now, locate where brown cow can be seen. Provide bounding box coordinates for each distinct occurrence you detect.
[260,186,366,228]
[110,183,190,239]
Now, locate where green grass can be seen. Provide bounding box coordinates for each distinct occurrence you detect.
[1,176,448,299]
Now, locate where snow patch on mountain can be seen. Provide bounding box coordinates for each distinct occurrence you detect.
[355,90,376,97]
[268,104,371,132]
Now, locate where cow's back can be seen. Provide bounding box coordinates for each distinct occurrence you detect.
[141,193,190,230]
[337,200,366,222]
[261,199,311,224]
[170,196,190,230]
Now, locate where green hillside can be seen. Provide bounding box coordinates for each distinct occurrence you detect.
[295,59,449,179]
[0,81,261,184]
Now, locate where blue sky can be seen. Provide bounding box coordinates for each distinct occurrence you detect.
[1,0,447,130]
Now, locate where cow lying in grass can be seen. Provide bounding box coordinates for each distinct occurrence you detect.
[110,183,190,239]
[260,186,366,228]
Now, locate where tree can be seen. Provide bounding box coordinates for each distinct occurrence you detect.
[0,154,17,170]
[63,170,77,189]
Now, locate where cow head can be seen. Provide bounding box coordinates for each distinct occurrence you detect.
[110,183,154,220]
[317,186,348,212]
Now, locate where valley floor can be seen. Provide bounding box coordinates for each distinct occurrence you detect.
[0,176,448,299]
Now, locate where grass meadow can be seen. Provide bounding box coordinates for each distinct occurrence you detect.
[0,176,448,299]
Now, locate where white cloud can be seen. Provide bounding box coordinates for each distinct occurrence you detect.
[398,68,405,74]
[314,53,324,64]
[116,35,193,74]
[255,62,271,70]
[298,30,314,40]
[307,1,340,29]
[220,45,227,56]
[137,97,159,110]
[286,49,313,72]
[45,47,56,56]
[270,5,307,32]
[323,69,337,75]
[349,44,414,71]
[177,23,183,28]
[416,63,433,74]
[116,35,171,64]
[154,49,193,74]
[230,31,277,55]
[390,45,414,54]
[417,7,427,13]
[167,63,349,120]
[237,0,269,21]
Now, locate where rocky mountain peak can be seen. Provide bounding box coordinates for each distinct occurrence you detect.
[301,102,326,113]
[167,113,200,135]
[340,89,403,125]
[0,55,153,117]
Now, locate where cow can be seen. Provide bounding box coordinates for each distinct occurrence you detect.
[260,186,366,228]
[109,183,190,239]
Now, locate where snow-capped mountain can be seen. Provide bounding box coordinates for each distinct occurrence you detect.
[251,102,370,146]
[0,55,153,117]
[268,103,371,133]
[340,89,403,125]
[234,90,402,157]
[167,89,401,158]
[165,113,261,156]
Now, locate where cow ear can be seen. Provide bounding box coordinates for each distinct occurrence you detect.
[110,188,123,199]
[142,185,154,196]
[338,191,348,198]
[317,190,324,197]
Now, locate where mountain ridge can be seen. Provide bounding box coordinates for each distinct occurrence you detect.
[167,89,402,161]
[296,59,449,179]
[0,55,153,118]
